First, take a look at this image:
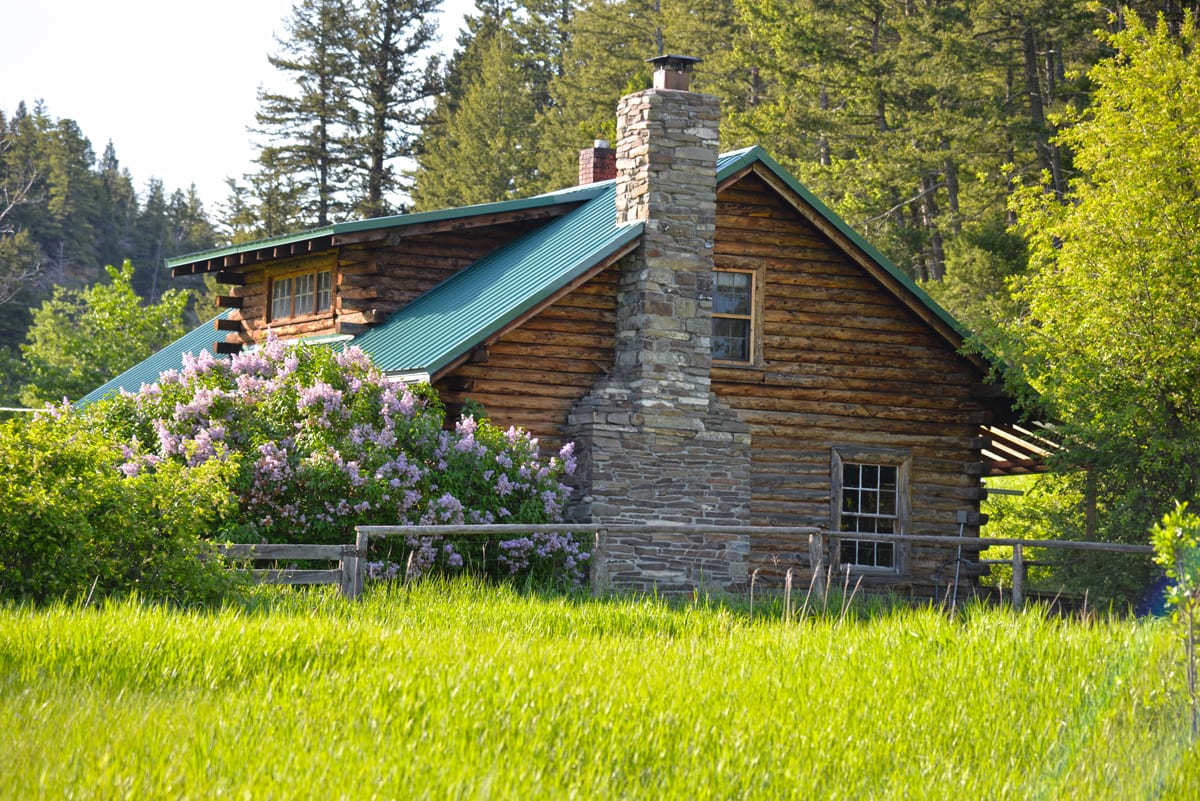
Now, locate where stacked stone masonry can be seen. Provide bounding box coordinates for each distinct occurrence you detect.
[567,79,754,596]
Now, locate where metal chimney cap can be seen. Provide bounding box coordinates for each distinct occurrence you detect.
[647,55,701,90]
[646,54,702,71]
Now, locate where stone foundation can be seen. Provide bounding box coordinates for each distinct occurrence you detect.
[589,525,750,596]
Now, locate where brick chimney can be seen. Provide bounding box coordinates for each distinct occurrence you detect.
[578,139,616,185]
[566,55,751,528]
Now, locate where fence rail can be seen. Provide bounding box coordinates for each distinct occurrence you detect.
[220,543,363,598]
[221,524,1157,607]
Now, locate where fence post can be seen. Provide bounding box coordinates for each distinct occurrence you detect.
[1011,542,1025,611]
[589,528,610,595]
[340,527,369,600]
[339,542,355,600]
[808,533,825,598]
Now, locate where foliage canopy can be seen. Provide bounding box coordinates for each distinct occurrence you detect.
[999,14,1200,557]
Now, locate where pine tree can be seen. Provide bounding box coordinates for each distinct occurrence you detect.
[535,0,739,191]
[252,0,357,227]
[247,147,309,238]
[412,0,575,204]
[95,141,138,270]
[0,108,45,309]
[725,0,1104,294]
[344,0,442,218]
[412,31,540,209]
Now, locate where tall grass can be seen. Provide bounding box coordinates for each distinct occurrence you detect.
[0,580,1195,799]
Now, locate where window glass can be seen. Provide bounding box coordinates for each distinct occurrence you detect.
[714,271,752,315]
[272,277,293,320]
[294,273,315,316]
[712,317,749,362]
[270,269,333,320]
[316,270,332,312]
[839,460,901,569]
[712,269,754,363]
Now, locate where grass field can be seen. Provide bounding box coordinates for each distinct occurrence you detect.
[1,580,1196,799]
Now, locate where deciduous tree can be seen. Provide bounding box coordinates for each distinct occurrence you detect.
[18,261,191,406]
[1000,14,1200,558]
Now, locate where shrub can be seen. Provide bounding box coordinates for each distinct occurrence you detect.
[0,408,238,605]
[90,334,586,585]
[1151,501,1200,735]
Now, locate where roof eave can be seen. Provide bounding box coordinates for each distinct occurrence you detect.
[373,220,645,376]
[166,183,611,276]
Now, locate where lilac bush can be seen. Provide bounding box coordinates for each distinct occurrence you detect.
[94,333,587,585]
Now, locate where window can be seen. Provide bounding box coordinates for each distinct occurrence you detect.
[712,269,755,363]
[831,448,911,572]
[270,269,333,321]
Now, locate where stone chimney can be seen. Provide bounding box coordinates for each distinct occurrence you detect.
[578,139,616,185]
[565,56,751,528]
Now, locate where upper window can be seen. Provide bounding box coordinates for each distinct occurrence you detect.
[712,269,755,363]
[271,269,332,321]
[831,448,911,572]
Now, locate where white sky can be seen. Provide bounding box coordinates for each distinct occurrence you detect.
[1,0,476,213]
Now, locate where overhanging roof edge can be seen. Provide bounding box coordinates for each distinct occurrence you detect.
[165,184,610,271]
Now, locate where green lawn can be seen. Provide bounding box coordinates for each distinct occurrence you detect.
[0,580,1195,799]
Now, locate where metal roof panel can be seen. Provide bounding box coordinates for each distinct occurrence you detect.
[352,185,641,374]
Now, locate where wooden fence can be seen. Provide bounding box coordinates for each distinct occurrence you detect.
[227,524,1158,609]
[220,543,365,598]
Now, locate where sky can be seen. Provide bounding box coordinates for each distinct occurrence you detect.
[1,0,476,212]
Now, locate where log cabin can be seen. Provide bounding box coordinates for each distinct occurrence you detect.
[85,56,1049,597]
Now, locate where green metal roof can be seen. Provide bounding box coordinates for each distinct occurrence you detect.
[352,183,642,374]
[77,312,230,405]
[165,183,607,272]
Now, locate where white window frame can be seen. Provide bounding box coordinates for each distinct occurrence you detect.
[830,446,912,574]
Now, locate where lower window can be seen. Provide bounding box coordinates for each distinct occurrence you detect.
[831,448,911,572]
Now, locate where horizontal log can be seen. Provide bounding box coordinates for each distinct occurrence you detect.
[455,351,612,377]
[714,374,975,407]
[499,328,614,350]
[335,284,380,302]
[214,317,243,332]
[449,372,599,397]
[336,321,372,336]
[221,543,354,560]
[723,393,985,427]
[215,295,243,309]
[248,569,342,586]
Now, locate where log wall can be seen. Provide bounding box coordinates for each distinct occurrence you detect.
[711,173,994,592]
[434,265,620,455]
[430,172,997,595]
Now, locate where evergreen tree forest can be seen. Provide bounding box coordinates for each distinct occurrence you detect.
[4,0,1200,567]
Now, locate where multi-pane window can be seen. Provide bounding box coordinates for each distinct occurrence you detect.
[839,462,899,569]
[712,269,754,363]
[270,269,333,321]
